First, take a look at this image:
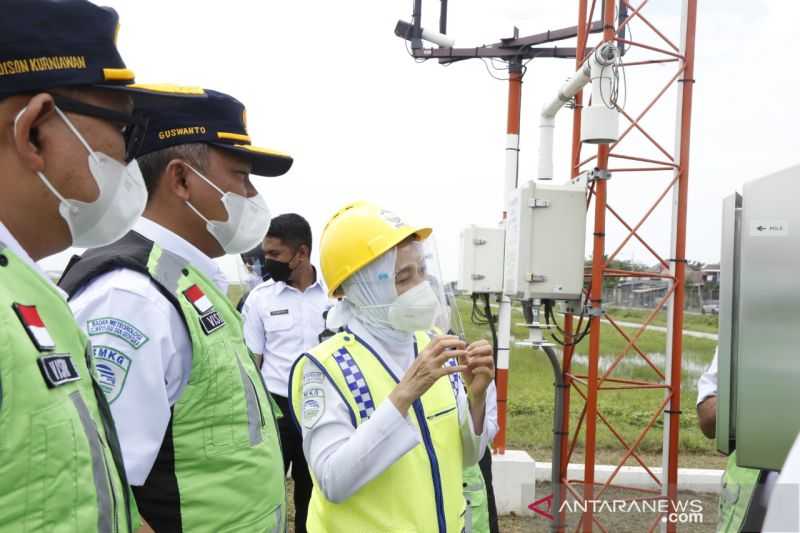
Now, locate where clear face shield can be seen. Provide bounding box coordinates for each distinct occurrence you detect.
[238,246,267,291]
[338,236,457,335]
[419,238,464,338]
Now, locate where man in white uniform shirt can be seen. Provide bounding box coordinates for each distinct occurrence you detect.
[242,213,331,533]
[59,88,293,532]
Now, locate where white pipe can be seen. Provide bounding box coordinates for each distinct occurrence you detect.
[503,133,520,209]
[538,42,618,180]
[499,132,517,376]
[420,27,455,48]
[590,50,616,108]
[537,117,555,181]
[497,297,512,372]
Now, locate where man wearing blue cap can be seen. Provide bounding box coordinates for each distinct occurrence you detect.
[59,88,293,532]
[0,1,145,531]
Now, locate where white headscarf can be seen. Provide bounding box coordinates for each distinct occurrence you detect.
[326,246,415,351]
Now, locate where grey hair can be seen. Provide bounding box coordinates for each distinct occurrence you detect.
[136,143,209,198]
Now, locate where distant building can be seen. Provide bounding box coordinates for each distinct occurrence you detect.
[605,277,670,309]
[701,263,720,284]
[603,261,717,310]
[698,263,720,303]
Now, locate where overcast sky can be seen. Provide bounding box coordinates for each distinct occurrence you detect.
[39,0,800,283]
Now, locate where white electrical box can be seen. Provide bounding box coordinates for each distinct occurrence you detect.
[458,225,505,293]
[503,179,587,300]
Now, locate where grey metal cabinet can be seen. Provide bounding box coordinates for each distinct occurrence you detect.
[718,164,800,470]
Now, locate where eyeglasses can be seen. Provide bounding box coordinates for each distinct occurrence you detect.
[52,94,149,162]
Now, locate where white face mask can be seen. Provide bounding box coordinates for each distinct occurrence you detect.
[183,163,272,255]
[14,106,147,248]
[387,280,442,333]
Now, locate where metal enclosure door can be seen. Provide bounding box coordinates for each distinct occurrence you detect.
[736,164,800,471]
[717,192,741,456]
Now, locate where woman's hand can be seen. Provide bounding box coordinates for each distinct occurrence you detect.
[389,335,467,415]
[459,339,495,400]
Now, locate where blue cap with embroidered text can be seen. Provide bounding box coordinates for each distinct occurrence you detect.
[0,0,137,97]
[130,87,293,178]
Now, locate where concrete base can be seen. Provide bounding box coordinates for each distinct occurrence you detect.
[534,462,725,494]
[487,450,725,517]
[491,449,536,516]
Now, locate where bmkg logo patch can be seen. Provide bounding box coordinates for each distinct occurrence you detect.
[92,345,132,403]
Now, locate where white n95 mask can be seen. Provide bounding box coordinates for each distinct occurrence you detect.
[15,106,147,248]
[183,163,272,255]
[387,280,442,333]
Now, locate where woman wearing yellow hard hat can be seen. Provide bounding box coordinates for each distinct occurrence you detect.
[288,201,495,533]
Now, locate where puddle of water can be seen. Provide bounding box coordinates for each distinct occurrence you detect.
[568,352,709,390]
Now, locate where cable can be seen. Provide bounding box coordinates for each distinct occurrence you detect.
[470,293,491,325]
[404,38,428,63]
[543,298,592,347]
[598,61,620,110]
[595,44,627,111]
[468,293,499,367]
[480,57,528,81]
[617,56,628,110]
[546,313,567,346]
[480,58,510,80]
[483,294,499,367]
[478,43,538,81]
[403,11,429,64]
[543,302,567,346]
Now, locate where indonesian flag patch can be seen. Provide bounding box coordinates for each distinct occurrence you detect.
[183,284,213,315]
[182,284,225,335]
[13,303,55,352]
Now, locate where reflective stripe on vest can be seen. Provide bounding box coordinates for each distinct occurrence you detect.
[57,232,286,532]
[0,246,133,532]
[463,464,490,533]
[143,244,287,532]
[413,331,491,533]
[290,329,465,533]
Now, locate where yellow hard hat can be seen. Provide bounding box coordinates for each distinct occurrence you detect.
[320,201,432,296]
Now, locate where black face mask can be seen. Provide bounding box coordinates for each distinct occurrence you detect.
[264,258,293,283]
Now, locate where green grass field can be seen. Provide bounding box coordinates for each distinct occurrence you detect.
[605,306,720,335]
[455,298,725,470]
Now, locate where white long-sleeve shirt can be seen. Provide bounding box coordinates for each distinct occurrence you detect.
[299,319,492,503]
[69,218,228,485]
[241,275,332,397]
[696,349,719,406]
[485,380,499,443]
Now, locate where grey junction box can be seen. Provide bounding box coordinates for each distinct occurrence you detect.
[503,179,587,301]
[458,225,505,294]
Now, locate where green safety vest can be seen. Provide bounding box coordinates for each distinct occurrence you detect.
[290,329,466,533]
[59,231,286,533]
[718,451,762,533]
[463,463,490,533]
[0,244,135,532]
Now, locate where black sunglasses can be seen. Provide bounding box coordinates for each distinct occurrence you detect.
[52,94,149,162]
